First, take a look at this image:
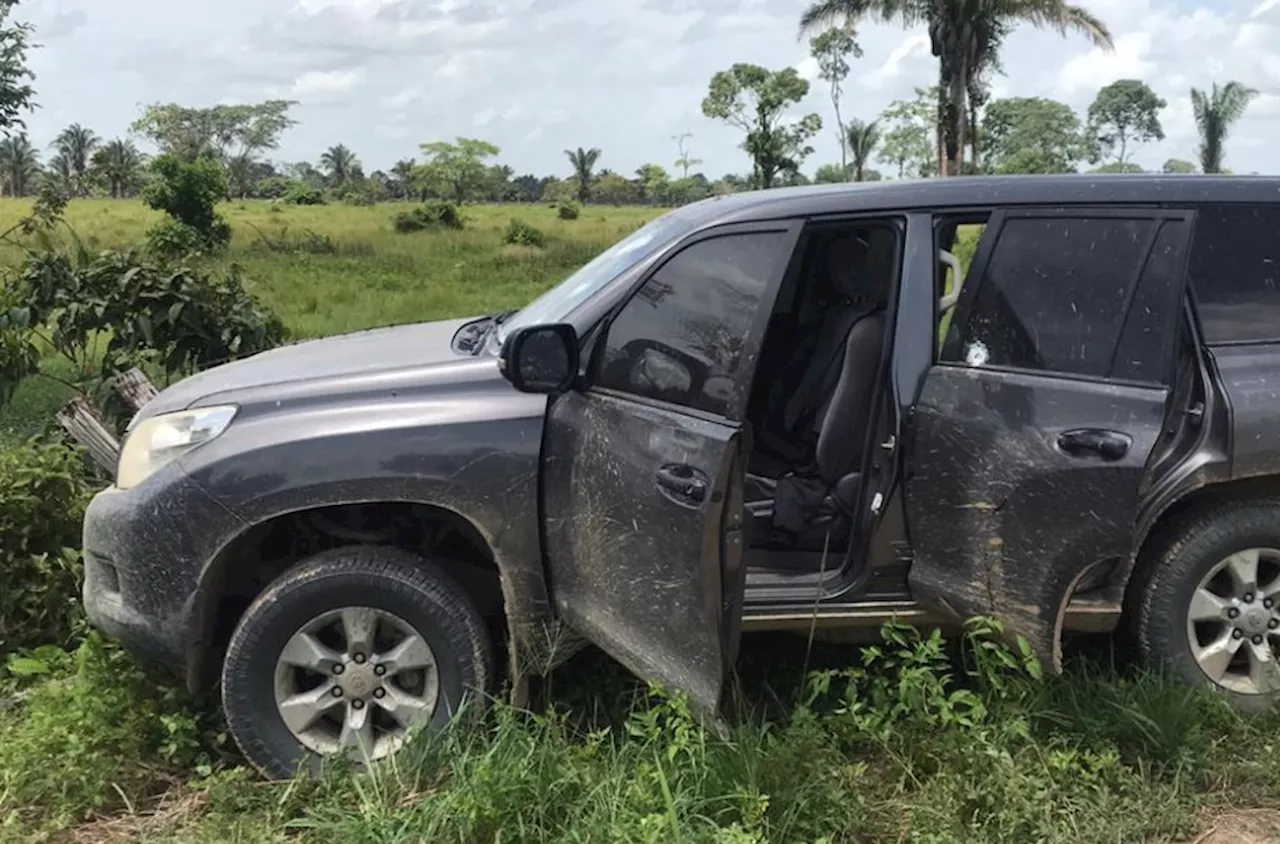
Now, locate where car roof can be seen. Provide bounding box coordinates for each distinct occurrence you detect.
[681,175,1280,228]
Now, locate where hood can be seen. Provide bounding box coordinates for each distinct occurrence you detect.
[141,316,484,418]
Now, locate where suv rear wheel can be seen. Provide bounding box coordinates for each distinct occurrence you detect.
[1132,499,1280,712]
[221,546,493,778]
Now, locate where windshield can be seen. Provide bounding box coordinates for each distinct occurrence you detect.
[495,211,696,346]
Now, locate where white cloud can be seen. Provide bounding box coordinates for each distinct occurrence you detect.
[288,68,362,98]
[1056,32,1155,97]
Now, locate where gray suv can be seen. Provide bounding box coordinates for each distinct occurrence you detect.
[83,176,1280,777]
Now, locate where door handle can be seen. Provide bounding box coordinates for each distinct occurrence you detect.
[656,464,707,503]
[1057,429,1131,461]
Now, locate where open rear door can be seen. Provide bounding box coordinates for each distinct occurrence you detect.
[905,209,1193,670]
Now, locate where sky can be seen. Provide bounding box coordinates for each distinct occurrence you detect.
[19,0,1280,179]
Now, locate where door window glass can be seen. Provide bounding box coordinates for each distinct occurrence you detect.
[1187,204,1280,344]
[596,233,786,417]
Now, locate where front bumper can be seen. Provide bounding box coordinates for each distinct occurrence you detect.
[82,471,243,680]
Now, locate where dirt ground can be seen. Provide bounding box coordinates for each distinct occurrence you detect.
[1180,809,1280,844]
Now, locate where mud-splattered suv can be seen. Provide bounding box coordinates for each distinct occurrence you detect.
[84,176,1280,776]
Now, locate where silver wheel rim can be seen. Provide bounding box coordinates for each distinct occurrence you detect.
[273,607,440,762]
[1186,547,1280,696]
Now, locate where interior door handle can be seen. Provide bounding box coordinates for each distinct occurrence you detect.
[656,464,707,503]
[1057,429,1131,461]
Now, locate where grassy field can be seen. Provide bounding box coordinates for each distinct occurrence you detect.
[1,199,1279,843]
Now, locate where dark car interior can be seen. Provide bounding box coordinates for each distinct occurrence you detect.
[742,220,900,571]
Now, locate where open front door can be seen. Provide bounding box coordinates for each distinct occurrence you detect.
[905,209,1193,670]
[541,222,799,717]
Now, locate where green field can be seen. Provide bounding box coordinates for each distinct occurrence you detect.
[1,200,1279,843]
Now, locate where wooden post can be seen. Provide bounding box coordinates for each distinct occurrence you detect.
[110,367,158,413]
[58,397,120,473]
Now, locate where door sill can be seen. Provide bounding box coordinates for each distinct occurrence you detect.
[741,598,1121,634]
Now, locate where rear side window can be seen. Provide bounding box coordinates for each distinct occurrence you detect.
[1188,204,1280,344]
[595,232,784,417]
[945,216,1156,378]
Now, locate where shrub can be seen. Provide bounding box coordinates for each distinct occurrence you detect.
[504,218,547,248]
[284,181,326,206]
[394,200,464,233]
[0,438,91,656]
[253,176,291,200]
[557,201,581,220]
[146,217,206,258]
[142,154,231,252]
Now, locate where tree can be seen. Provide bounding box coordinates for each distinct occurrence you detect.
[594,171,640,205]
[1091,161,1144,174]
[810,24,862,172]
[636,163,670,205]
[131,101,297,195]
[417,138,501,202]
[0,131,36,195]
[91,139,145,198]
[1191,81,1258,175]
[319,144,359,188]
[813,163,851,183]
[143,154,231,252]
[1088,79,1165,165]
[672,133,702,179]
[702,63,822,189]
[800,0,1112,176]
[0,1,36,135]
[983,96,1088,174]
[1162,158,1198,175]
[878,88,937,178]
[845,118,881,182]
[565,147,601,202]
[45,152,71,192]
[52,124,99,196]
[390,158,415,199]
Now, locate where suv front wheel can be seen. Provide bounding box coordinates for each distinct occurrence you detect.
[221,546,493,778]
[1132,499,1280,712]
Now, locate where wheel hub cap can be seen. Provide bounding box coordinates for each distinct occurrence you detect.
[273,606,440,762]
[1186,547,1280,696]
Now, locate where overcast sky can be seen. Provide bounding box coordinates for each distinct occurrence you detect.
[19,0,1280,178]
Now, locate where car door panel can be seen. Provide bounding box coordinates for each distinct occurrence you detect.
[905,367,1168,669]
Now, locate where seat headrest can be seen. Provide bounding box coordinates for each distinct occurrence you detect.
[824,233,872,302]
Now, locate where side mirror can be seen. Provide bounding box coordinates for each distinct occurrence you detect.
[500,323,580,394]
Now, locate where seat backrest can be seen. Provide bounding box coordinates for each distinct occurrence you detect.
[815,312,886,485]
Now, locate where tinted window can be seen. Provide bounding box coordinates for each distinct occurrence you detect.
[596,233,785,417]
[1189,204,1280,344]
[1112,221,1190,383]
[948,216,1155,378]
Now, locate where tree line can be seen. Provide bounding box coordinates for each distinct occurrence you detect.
[0,0,1265,206]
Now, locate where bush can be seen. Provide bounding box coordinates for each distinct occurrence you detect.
[142,155,231,252]
[284,181,326,206]
[0,439,91,657]
[146,218,207,258]
[557,201,581,220]
[394,200,464,233]
[253,176,291,200]
[504,219,547,248]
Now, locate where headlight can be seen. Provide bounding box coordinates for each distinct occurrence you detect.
[116,405,237,490]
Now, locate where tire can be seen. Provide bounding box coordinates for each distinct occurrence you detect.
[221,546,493,778]
[1131,498,1280,713]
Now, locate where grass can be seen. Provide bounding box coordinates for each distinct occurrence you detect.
[0,199,1278,842]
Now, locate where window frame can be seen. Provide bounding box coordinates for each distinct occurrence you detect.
[937,205,1193,389]
[584,219,805,423]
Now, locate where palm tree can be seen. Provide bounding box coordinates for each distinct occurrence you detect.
[52,123,100,195]
[845,119,882,182]
[320,144,360,188]
[391,158,415,199]
[800,0,1112,177]
[92,139,144,198]
[565,147,602,202]
[0,134,39,196]
[46,152,73,193]
[1191,82,1258,175]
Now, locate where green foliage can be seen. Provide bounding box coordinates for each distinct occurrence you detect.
[90,138,146,198]
[1163,158,1198,174]
[0,439,90,656]
[3,246,284,386]
[702,63,821,188]
[565,146,602,202]
[809,23,862,169]
[813,162,851,183]
[503,219,546,248]
[146,217,207,258]
[284,180,326,205]
[557,200,581,220]
[0,633,225,832]
[142,154,232,251]
[845,118,881,182]
[320,143,360,189]
[416,137,501,203]
[878,87,938,178]
[1088,79,1166,164]
[983,96,1090,174]
[1191,81,1258,174]
[393,200,465,233]
[130,100,297,164]
[0,0,36,135]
